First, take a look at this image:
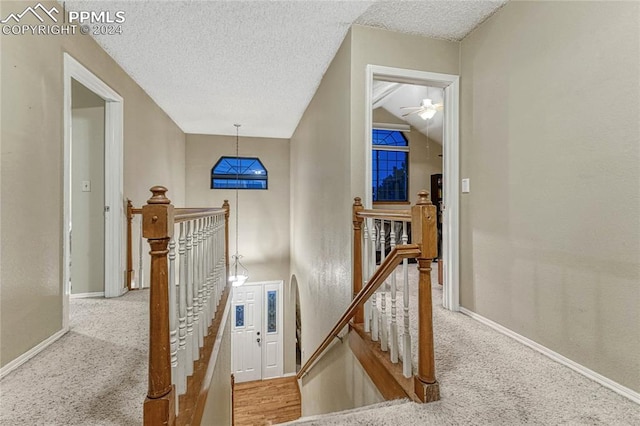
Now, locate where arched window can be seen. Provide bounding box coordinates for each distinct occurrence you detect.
[211,157,268,189]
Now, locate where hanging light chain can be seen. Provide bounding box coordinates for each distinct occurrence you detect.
[233,124,241,277]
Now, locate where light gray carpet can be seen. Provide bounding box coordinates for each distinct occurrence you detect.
[2,272,639,426]
[288,265,640,425]
[0,290,149,425]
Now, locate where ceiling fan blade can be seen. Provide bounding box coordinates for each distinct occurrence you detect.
[400,106,422,110]
[402,109,423,117]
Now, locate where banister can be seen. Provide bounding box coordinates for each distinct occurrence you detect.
[356,209,411,221]
[139,186,231,425]
[296,244,421,379]
[174,208,226,223]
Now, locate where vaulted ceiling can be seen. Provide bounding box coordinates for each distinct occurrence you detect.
[67,1,506,138]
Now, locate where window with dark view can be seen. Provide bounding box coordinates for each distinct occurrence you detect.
[372,129,408,202]
[211,157,268,190]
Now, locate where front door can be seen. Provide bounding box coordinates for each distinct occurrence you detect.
[232,280,284,383]
[232,284,263,382]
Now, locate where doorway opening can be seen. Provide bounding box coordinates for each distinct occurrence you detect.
[365,65,460,311]
[70,80,106,298]
[63,53,124,330]
[290,275,302,373]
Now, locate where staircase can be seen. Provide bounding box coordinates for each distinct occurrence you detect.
[296,190,441,407]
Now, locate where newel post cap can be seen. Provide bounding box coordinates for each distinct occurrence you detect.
[416,190,431,205]
[142,186,174,239]
[147,186,171,205]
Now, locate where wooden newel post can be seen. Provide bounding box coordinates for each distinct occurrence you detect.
[142,186,176,426]
[126,199,134,291]
[352,197,365,323]
[222,200,230,279]
[410,190,440,403]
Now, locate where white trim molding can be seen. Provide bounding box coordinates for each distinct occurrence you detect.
[459,307,640,405]
[0,328,68,379]
[70,291,105,299]
[63,52,125,334]
[365,64,460,312]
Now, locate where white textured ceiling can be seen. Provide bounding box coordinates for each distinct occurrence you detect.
[67,1,505,138]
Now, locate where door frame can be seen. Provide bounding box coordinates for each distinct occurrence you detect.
[63,53,125,328]
[231,280,285,381]
[365,65,460,311]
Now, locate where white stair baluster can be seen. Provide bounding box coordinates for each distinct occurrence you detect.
[210,217,216,316]
[402,221,412,377]
[389,221,398,363]
[202,216,211,327]
[380,219,388,352]
[177,222,188,393]
[213,215,220,310]
[168,235,179,413]
[186,221,197,365]
[363,219,371,333]
[371,219,379,341]
[210,216,216,313]
[197,218,205,347]
[192,218,202,356]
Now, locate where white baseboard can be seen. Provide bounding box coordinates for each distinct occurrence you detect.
[282,372,297,378]
[0,327,68,379]
[459,307,640,405]
[70,291,104,299]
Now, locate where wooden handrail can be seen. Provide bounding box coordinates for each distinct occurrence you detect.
[356,208,411,221]
[174,208,226,223]
[296,244,421,379]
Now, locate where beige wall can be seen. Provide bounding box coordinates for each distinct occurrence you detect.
[372,107,442,207]
[350,25,459,201]
[460,1,640,391]
[201,313,232,426]
[71,97,105,295]
[290,30,359,404]
[291,26,459,412]
[301,338,383,417]
[185,133,294,372]
[0,0,185,367]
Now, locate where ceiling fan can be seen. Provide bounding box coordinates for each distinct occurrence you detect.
[401,98,443,120]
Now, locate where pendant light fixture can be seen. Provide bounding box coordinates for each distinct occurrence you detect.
[228,123,249,287]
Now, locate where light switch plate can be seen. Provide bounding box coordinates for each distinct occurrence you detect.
[82,180,91,192]
[461,178,470,193]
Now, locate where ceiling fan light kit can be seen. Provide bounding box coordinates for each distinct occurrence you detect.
[400,95,442,120]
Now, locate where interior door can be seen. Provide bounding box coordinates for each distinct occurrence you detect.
[232,284,263,383]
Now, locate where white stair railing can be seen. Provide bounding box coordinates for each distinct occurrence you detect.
[356,213,411,367]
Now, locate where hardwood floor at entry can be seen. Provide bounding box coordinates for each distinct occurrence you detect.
[233,376,301,425]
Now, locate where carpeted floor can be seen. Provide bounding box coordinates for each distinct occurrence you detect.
[0,290,149,425]
[1,271,639,426]
[288,264,640,425]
